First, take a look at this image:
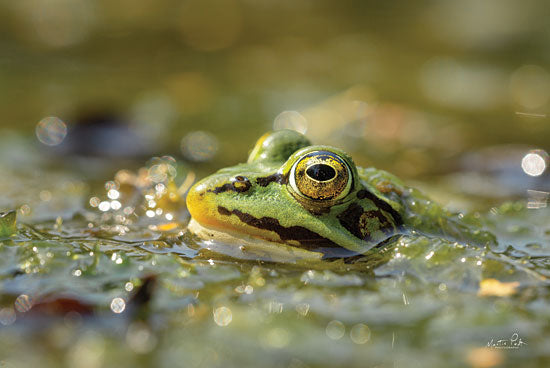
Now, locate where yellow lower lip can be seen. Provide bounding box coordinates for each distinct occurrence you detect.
[186,182,226,230]
[187,218,323,262]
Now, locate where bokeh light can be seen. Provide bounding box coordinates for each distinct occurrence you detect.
[181,131,218,162]
[107,189,120,200]
[350,324,371,344]
[521,150,547,177]
[0,307,16,326]
[213,306,232,326]
[325,320,345,340]
[110,297,126,313]
[126,322,157,353]
[98,201,110,212]
[35,117,67,146]
[273,111,308,134]
[14,294,33,313]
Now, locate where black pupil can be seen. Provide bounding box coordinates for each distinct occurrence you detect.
[306,164,336,181]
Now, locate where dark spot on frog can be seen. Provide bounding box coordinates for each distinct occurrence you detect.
[217,206,231,216]
[356,189,403,224]
[256,172,288,187]
[209,176,251,194]
[337,203,397,241]
[233,176,251,192]
[338,203,371,241]
[216,206,340,250]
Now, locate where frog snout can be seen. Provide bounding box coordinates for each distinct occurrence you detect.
[186,181,210,226]
[186,176,251,229]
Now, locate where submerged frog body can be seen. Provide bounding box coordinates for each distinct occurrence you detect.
[187,130,494,257]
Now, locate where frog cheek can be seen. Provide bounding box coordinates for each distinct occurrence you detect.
[186,182,223,229]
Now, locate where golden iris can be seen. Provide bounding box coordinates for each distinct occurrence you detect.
[291,151,351,200]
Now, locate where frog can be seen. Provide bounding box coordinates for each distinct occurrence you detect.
[186,130,496,259]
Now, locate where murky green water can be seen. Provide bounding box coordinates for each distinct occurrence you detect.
[1,1,550,367]
[0,134,548,368]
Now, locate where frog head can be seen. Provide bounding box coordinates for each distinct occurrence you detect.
[186,130,402,254]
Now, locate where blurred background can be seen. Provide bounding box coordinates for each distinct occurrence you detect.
[0,0,549,207]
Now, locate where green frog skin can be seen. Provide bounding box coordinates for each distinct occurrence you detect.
[186,130,495,257]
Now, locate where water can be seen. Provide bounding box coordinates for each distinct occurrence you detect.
[0,134,547,367]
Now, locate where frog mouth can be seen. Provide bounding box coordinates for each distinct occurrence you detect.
[186,181,344,255]
[186,218,324,262]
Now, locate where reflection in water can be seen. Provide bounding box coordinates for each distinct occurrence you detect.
[527,189,549,209]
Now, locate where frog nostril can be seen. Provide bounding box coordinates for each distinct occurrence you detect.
[232,176,251,192]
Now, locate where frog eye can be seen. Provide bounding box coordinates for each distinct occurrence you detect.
[289,151,352,201]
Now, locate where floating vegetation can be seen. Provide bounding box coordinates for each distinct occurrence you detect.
[0,210,16,238]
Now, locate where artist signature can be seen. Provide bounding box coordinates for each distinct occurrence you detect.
[487,332,527,349]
